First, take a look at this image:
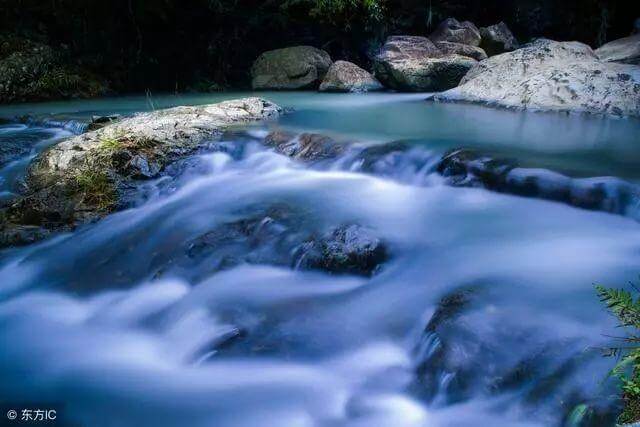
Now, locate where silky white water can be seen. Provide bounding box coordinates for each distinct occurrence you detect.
[1,93,639,426]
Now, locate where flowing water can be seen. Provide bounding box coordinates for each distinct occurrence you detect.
[1,92,640,427]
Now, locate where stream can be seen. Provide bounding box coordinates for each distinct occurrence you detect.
[1,92,640,427]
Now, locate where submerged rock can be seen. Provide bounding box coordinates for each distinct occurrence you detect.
[319,60,383,92]
[595,34,640,65]
[0,223,51,247]
[295,224,387,276]
[413,289,617,424]
[174,205,388,279]
[437,149,640,218]
[373,36,477,92]
[433,39,640,117]
[263,130,346,161]
[1,98,280,246]
[0,35,107,103]
[251,46,332,90]
[429,18,482,47]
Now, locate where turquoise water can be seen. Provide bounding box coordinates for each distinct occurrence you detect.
[2,91,639,178]
[0,92,639,426]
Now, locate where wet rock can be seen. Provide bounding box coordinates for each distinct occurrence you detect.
[295,224,388,276]
[87,114,121,131]
[595,34,640,65]
[176,206,388,279]
[434,41,487,61]
[413,290,618,424]
[374,36,477,92]
[0,224,51,247]
[263,131,346,161]
[429,18,482,47]
[0,98,280,247]
[434,39,640,117]
[251,46,332,90]
[350,141,412,173]
[319,60,383,93]
[479,22,519,56]
[436,149,640,218]
[437,149,515,188]
[0,35,107,104]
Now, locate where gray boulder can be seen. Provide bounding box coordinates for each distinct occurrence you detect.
[434,39,640,117]
[251,46,332,90]
[434,41,487,61]
[319,60,383,92]
[429,18,481,47]
[595,34,640,65]
[2,98,280,242]
[373,36,477,92]
[479,22,519,56]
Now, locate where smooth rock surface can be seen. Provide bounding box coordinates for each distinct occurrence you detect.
[251,46,332,90]
[595,34,640,65]
[434,41,488,61]
[374,36,477,92]
[434,39,640,116]
[479,21,519,56]
[429,18,481,46]
[319,60,383,92]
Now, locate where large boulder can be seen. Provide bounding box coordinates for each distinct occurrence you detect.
[0,36,107,103]
[434,41,487,61]
[429,18,481,47]
[595,34,640,65]
[479,22,519,56]
[433,39,640,117]
[319,60,383,92]
[251,46,332,90]
[373,36,477,92]
[2,98,280,241]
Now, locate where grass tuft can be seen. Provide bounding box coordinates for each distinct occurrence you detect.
[72,168,116,211]
[597,284,640,424]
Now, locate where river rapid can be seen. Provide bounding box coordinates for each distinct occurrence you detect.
[1,92,640,427]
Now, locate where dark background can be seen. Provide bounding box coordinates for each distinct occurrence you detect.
[1,0,638,92]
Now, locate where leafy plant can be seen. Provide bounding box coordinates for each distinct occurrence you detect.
[597,284,640,423]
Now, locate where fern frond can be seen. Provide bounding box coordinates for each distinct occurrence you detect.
[596,285,640,328]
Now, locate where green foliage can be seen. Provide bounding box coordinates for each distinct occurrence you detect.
[597,284,640,423]
[597,285,640,328]
[72,168,116,211]
[97,136,124,155]
[281,0,384,29]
